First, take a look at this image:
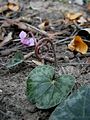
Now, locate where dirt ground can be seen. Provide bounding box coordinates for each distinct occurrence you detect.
[0,0,90,120]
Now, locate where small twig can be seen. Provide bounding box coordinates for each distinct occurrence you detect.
[4,19,50,37]
[26,23,49,37]
[3,19,61,39]
[58,62,90,66]
[43,56,54,62]
[24,51,34,60]
[0,47,18,56]
[0,109,8,117]
[54,36,73,44]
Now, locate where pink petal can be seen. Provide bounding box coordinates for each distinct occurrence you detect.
[28,37,36,46]
[21,38,30,45]
[20,37,36,46]
[19,31,27,39]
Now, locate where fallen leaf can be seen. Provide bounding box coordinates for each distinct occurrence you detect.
[8,3,19,11]
[7,0,19,11]
[87,17,90,21]
[0,32,12,48]
[0,0,19,13]
[86,57,90,64]
[86,3,90,12]
[77,28,90,41]
[0,4,8,13]
[77,16,87,24]
[66,12,83,20]
[38,20,49,30]
[7,3,19,11]
[82,28,90,34]
[0,28,4,41]
[74,0,84,5]
[68,36,88,54]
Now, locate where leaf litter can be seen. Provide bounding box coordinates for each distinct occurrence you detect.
[0,0,90,120]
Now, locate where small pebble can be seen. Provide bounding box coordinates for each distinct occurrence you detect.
[64,56,69,62]
[0,89,2,93]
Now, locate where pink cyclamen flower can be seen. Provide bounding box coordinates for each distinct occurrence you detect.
[19,31,36,46]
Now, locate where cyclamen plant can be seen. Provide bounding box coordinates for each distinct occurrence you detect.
[26,65,90,120]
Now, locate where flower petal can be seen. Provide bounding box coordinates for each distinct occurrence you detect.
[21,38,30,45]
[19,31,27,39]
[20,37,36,46]
[28,37,36,46]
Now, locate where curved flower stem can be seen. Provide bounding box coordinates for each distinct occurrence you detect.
[35,37,57,67]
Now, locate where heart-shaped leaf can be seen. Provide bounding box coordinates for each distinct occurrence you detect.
[6,51,24,68]
[49,85,90,120]
[26,65,75,109]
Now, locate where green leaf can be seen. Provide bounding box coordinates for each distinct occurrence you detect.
[49,85,90,120]
[26,65,75,109]
[6,51,24,68]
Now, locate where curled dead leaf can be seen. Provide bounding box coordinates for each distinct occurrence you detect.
[0,0,19,13]
[0,32,12,48]
[0,4,8,13]
[7,2,19,11]
[82,28,90,34]
[77,16,87,24]
[86,3,90,12]
[7,0,20,11]
[38,20,49,30]
[68,36,88,54]
[66,12,83,20]
[77,28,90,42]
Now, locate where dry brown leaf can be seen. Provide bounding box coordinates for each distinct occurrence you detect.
[76,28,90,46]
[0,0,19,13]
[68,36,88,54]
[38,20,49,30]
[0,32,12,48]
[66,12,83,20]
[86,3,90,12]
[86,57,90,64]
[7,0,19,11]
[7,3,19,11]
[87,17,90,22]
[77,16,87,24]
[0,4,8,13]
[82,28,90,34]
[0,28,4,41]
